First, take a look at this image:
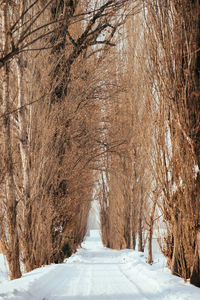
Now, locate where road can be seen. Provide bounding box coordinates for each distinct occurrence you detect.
[0,230,199,300]
[33,231,150,300]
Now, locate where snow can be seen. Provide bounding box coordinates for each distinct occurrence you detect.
[0,230,199,300]
[0,255,9,284]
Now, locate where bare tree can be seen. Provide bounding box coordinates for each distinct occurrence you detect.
[142,0,200,285]
[0,1,22,280]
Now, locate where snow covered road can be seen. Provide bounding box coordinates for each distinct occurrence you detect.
[0,230,199,300]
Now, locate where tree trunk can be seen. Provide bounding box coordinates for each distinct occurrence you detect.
[138,216,143,252]
[129,200,134,249]
[147,197,157,264]
[190,228,200,287]
[138,191,144,252]
[147,225,153,264]
[171,226,180,277]
[15,0,35,273]
[1,2,22,280]
[171,240,179,276]
[16,52,34,273]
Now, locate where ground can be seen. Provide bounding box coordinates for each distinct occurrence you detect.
[0,230,199,300]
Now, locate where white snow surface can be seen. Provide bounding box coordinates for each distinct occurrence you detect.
[0,230,199,300]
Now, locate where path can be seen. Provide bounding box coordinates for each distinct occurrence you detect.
[0,230,199,300]
[44,232,149,300]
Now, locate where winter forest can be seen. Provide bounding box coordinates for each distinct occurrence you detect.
[0,0,200,294]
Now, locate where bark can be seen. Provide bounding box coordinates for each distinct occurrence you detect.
[128,202,136,250]
[171,232,179,276]
[170,223,188,278]
[1,2,22,280]
[138,190,144,252]
[181,0,200,285]
[129,199,134,249]
[147,197,157,264]
[16,0,34,273]
[147,227,153,265]
[189,0,200,286]
[138,215,143,252]
[190,228,200,287]
[17,59,34,272]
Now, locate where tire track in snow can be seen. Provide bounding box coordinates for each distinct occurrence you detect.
[118,264,151,300]
[66,264,92,297]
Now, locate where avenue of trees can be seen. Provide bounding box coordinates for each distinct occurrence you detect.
[0,0,200,288]
[99,0,200,287]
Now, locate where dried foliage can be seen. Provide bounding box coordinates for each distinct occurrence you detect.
[0,0,135,279]
[1,0,200,288]
[99,0,200,288]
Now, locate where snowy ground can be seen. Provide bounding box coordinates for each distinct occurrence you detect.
[0,230,199,300]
